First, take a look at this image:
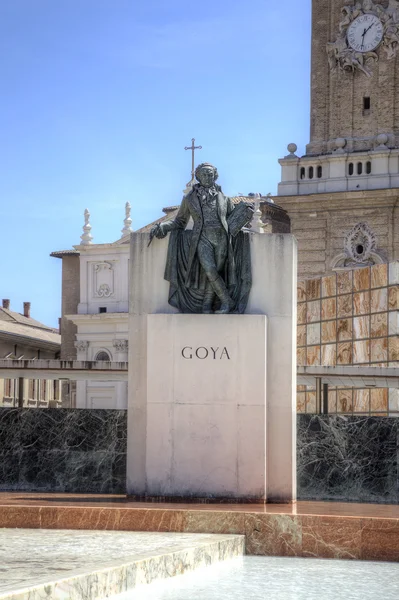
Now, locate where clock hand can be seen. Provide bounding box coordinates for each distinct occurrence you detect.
[364,23,375,35]
[361,28,367,49]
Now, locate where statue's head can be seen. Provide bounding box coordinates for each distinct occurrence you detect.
[195,163,219,188]
[363,0,373,11]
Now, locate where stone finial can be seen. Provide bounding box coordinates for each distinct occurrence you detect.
[334,138,347,153]
[285,143,298,158]
[80,209,93,245]
[375,133,389,150]
[121,202,133,237]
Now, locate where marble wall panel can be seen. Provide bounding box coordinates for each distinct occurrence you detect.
[354,292,370,316]
[337,318,352,341]
[337,342,353,365]
[337,294,353,318]
[370,389,388,412]
[371,264,388,289]
[389,262,399,285]
[353,316,370,340]
[371,338,388,363]
[371,288,388,313]
[297,393,306,413]
[328,390,337,413]
[337,389,353,412]
[297,303,306,325]
[389,337,399,362]
[307,300,320,323]
[321,274,336,298]
[371,313,388,338]
[337,271,352,295]
[389,311,399,336]
[297,347,306,366]
[389,389,399,412]
[0,409,127,493]
[322,321,336,343]
[353,340,370,364]
[297,281,307,303]
[307,346,321,366]
[388,286,399,310]
[353,267,370,292]
[306,279,321,301]
[1,410,399,506]
[297,415,398,503]
[321,298,336,320]
[297,325,306,347]
[306,391,317,413]
[307,323,320,346]
[353,389,370,412]
[321,344,336,366]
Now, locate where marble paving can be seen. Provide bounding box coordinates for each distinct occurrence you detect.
[111,556,399,600]
[0,529,244,600]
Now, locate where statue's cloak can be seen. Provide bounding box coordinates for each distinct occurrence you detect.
[164,229,252,314]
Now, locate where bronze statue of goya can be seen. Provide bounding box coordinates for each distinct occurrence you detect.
[150,163,254,314]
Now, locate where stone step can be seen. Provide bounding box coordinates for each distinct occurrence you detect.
[0,529,244,600]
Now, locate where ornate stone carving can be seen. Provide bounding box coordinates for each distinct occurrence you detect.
[74,340,89,351]
[344,222,376,264]
[93,262,114,298]
[332,222,385,268]
[327,0,399,76]
[113,339,128,353]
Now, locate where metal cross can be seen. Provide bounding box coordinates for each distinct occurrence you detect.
[184,138,202,178]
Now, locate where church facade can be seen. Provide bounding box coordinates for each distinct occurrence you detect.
[277,0,399,279]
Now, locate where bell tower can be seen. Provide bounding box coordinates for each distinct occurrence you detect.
[277,0,399,278]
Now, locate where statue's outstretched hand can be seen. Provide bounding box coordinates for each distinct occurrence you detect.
[148,223,167,246]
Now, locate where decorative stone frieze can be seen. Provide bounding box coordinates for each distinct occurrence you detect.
[113,339,128,353]
[74,340,89,352]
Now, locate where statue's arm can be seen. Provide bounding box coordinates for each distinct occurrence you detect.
[151,197,190,238]
[163,197,190,232]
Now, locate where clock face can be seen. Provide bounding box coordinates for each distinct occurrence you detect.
[347,14,384,52]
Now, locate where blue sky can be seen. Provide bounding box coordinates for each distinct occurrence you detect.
[0,0,311,326]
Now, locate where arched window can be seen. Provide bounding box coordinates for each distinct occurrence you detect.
[357,162,363,175]
[95,350,111,361]
[366,161,371,174]
[300,167,305,180]
[308,166,314,180]
[317,166,322,179]
[348,163,354,176]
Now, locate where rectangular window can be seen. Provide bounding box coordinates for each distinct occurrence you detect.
[4,379,12,397]
[363,97,371,111]
[99,307,107,313]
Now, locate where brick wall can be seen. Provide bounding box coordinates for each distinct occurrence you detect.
[60,255,80,360]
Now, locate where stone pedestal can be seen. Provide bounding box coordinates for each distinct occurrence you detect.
[128,233,297,502]
[146,313,267,499]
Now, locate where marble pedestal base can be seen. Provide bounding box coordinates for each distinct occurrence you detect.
[145,314,267,500]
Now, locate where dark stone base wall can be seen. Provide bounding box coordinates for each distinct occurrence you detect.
[0,409,127,493]
[297,415,399,504]
[1,409,398,503]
